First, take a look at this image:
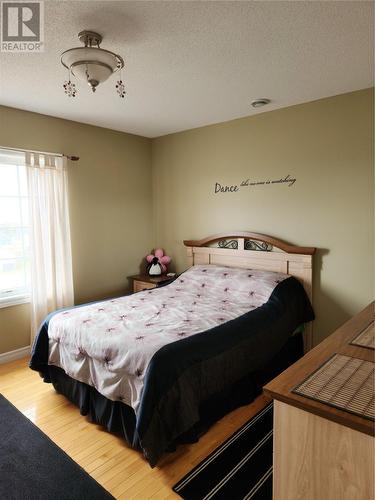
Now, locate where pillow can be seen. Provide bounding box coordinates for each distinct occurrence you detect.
[179,264,289,308]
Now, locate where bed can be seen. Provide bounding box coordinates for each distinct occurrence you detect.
[30,232,315,466]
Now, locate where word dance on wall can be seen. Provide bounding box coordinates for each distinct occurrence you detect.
[214,174,297,194]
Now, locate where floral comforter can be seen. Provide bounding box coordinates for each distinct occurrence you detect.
[47,265,288,411]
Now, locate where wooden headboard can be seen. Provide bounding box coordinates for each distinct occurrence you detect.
[184,232,316,351]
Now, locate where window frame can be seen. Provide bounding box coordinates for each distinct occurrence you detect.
[0,292,30,309]
[0,154,31,308]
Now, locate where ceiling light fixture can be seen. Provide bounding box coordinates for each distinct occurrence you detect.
[61,30,125,98]
[251,98,270,108]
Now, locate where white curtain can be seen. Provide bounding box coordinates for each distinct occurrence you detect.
[26,152,74,341]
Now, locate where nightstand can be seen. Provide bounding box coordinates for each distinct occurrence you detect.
[128,274,176,293]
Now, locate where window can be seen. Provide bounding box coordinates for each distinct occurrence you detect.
[0,150,30,307]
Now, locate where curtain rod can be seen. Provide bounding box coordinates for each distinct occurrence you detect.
[0,146,80,162]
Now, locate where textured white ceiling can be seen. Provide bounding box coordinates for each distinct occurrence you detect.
[0,1,373,138]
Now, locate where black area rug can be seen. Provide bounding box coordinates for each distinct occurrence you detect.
[0,394,113,500]
[173,403,273,500]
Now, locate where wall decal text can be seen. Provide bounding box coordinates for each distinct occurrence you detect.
[214,174,296,194]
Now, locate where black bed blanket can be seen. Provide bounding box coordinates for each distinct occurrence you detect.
[30,276,313,466]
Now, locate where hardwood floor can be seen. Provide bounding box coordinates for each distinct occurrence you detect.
[0,357,269,499]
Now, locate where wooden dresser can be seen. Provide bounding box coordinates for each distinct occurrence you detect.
[264,302,375,500]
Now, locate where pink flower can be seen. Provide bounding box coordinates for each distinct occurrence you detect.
[146,248,171,272]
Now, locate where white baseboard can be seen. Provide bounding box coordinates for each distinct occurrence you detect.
[0,345,30,365]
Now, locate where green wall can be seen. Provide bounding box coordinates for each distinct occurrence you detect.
[152,89,374,345]
[0,106,152,353]
[0,88,373,353]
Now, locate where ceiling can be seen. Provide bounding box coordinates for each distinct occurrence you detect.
[0,1,373,138]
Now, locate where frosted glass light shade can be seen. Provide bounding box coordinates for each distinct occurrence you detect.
[61,46,123,89]
[72,62,113,88]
